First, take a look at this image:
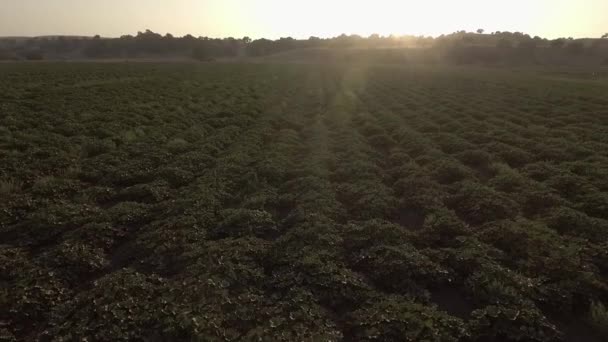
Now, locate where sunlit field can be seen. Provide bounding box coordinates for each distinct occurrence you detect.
[1,62,608,341]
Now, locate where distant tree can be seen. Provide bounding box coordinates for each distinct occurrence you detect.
[462,36,474,44]
[496,38,513,49]
[23,49,44,60]
[415,36,432,47]
[516,39,538,61]
[247,38,273,56]
[0,49,17,60]
[551,39,566,48]
[137,29,161,39]
[566,41,585,55]
[84,35,107,57]
[192,44,208,60]
[519,39,538,49]
[588,39,604,55]
[477,29,485,34]
[602,33,608,39]
[54,36,72,53]
[242,36,252,44]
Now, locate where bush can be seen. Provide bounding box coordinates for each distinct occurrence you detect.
[429,159,474,184]
[456,149,492,168]
[107,201,153,226]
[517,187,565,217]
[22,49,44,60]
[488,163,527,193]
[545,206,607,241]
[43,241,108,280]
[0,178,22,196]
[166,137,190,153]
[394,175,447,211]
[487,142,533,167]
[111,182,171,204]
[81,138,116,158]
[336,181,398,220]
[421,207,471,247]
[448,182,519,225]
[589,301,608,336]
[352,244,451,296]
[44,269,170,341]
[469,302,561,342]
[211,208,277,238]
[347,296,467,341]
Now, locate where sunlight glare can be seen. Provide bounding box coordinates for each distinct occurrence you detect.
[247,0,547,38]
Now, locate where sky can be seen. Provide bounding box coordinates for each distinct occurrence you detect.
[0,0,606,39]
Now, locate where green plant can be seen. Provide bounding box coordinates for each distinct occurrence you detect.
[348,296,467,341]
[448,181,519,225]
[166,137,190,153]
[0,178,22,195]
[589,301,608,336]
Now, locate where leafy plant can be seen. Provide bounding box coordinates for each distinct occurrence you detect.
[589,301,608,336]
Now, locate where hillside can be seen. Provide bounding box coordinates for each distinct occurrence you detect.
[1,31,608,66]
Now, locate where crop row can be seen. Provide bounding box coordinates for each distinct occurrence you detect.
[0,63,607,341]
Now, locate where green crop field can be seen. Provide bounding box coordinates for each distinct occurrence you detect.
[1,63,608,341]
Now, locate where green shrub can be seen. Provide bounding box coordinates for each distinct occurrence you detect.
[488,163,527,193]
[212,208,276,238]
[336,181,398,220]
[429,159,474,184]
[107,201,153,226]
[44,269,169,341]
[81,138,116,158]
[111,182,171,204]
[431,133,475,154]
[421,207,471,246]
[31,176,80,197]
[589,301,608,336]
[347,296,467,341]
[44,241,108,279]
[456,149,492,168]
[166,137,190,153]
[342,219,413,251]
[545,206,607,241]
[271,251,373,311]
[517,188,565,217]
[158,167,195,187]
[521,162,562,182]
[394,175,447,211]
[387,149,412,169]
[469,302,561,342]
[0,178,22,196]
[353,244,451,296]
[576,192,608,219]
[448,182,519,225]
[119,127,145,143]
[487,142,533,167]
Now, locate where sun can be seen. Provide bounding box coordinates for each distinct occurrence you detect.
[248,0,541,39]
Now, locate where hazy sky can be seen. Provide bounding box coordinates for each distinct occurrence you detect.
[1,0,606,39]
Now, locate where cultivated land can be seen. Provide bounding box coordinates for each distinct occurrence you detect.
[1,63,608,341]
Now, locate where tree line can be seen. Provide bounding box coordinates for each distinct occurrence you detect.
[1,29,607,64]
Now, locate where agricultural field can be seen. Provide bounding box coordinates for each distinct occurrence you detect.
[1,62,608,341]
